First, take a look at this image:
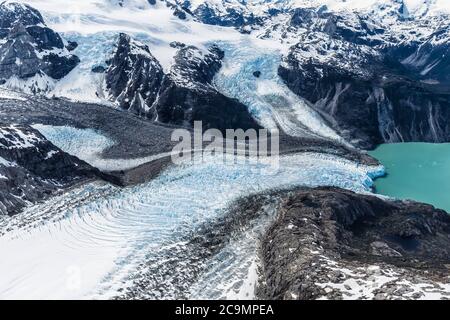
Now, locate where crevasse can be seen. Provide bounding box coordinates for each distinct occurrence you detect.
[0,133,383,299]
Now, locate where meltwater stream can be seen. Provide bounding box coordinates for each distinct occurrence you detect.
[0,149,381,299]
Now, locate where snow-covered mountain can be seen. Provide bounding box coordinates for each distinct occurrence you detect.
[2,0,450,301]
[1,0,450,145]
[0,120,99,215]
[0,1,80,93]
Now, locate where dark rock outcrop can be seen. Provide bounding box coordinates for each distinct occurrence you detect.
[0,124,99,216]
[279,32,450,149]
[105,34,260,131]
[191,3,261,28]
[105,33,164,118]
[0,2,79,92]
[155,44,261,131]
[257,187,450,300]
[91,65,106,73]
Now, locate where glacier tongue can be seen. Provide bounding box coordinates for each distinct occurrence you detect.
[214,41,346,143]
[0,152,382,299]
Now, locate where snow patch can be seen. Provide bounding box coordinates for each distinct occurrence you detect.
[0,156,15,167]
[0,125,43,149]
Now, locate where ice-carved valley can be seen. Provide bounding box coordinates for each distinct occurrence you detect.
[31,124,175,171]
[0,125,383,298]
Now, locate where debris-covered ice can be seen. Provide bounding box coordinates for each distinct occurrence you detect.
[0,150,382,299]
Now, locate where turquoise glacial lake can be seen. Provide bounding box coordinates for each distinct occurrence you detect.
[369,143,450,213]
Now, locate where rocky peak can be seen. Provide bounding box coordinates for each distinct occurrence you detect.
[105,33,164,119]
[0,1,44,30]
[105,33,259,131]
[0,2,79,93]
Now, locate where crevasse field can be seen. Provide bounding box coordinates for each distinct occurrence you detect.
[0,0,390,299]
[0,125,383,299]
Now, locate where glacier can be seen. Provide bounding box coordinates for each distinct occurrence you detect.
[0,151,383,299]
[1,0,421,300]
[31,124,176,171]
[11,0,346,144]
[214,40,346,143]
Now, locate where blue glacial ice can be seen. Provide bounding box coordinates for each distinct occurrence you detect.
[0,149,383,299]
[32,124,174,171]
[214,40,347,144]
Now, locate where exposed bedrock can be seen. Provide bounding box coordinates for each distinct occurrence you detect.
[105,33,164,118]
[257,187,450,300]
[105,34,260,131]
[279,32,450,150]
[0,124,99,216]
[0,2,80,92]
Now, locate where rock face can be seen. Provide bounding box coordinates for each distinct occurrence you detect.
[0,2,79,93]
[105,34,260,131]
[277,8,450,149]
[105,33,164,118]
[257,187,450,300]
[0,124,98,216]
[279,35,450,149]
[155,44,261,131]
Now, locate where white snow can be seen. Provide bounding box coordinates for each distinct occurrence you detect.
[316,261,399,300]
[0,156,15,167]
[50,32,117,104]
[0,150,382,299]
[0,154,15,181]
[1,73,56,95]
[44,150,59,159]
